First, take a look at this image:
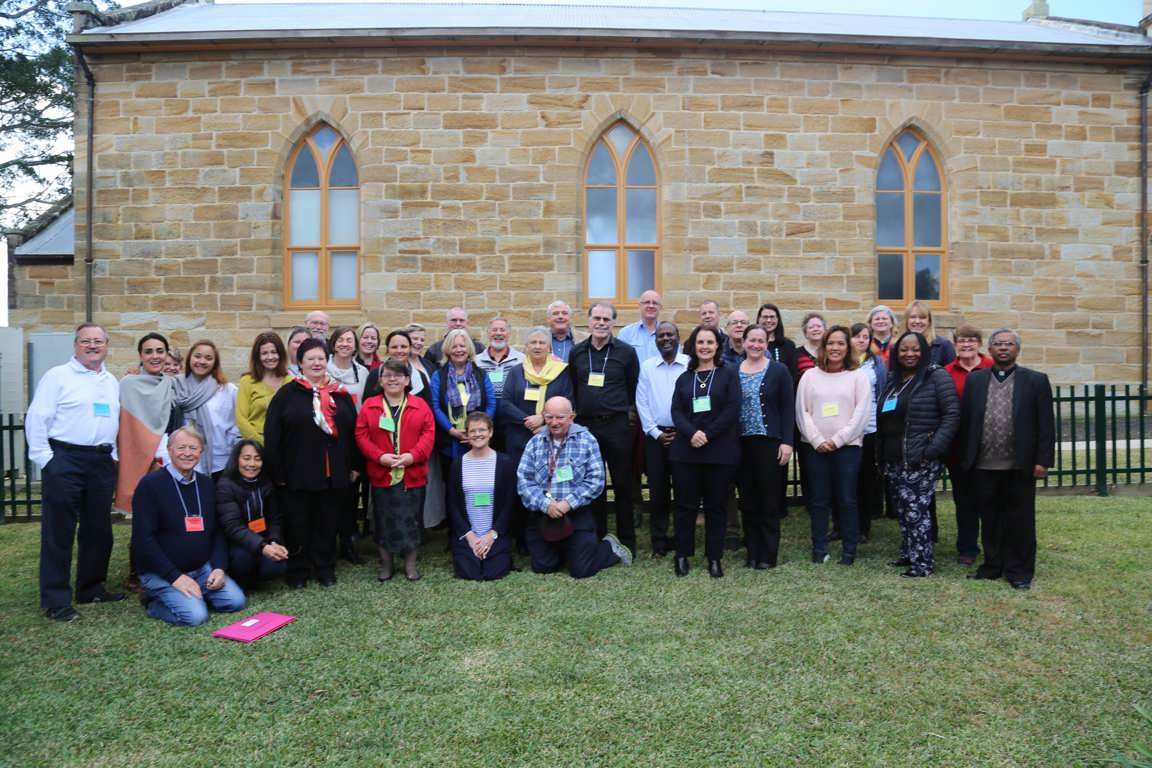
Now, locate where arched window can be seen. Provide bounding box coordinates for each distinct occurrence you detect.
[583,121,660,306]
[284,124,360,308]
[875,128,947,305]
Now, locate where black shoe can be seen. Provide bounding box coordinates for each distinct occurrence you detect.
[650,547,668,559]
[674,557,689,577]
[318,576,337,588]
[812,552,830,564]
[745,556,754,568]
[287,578,308,590]
[838,555,855,566]
[78,590,126,604]
[888,558,912,567]
[901,569,930,578]
[967,572,999,581]
[708,559,724,578]
[45,605,79,622]
[754,561,776,570]
[405,569,422,582]
[1009,580,1031,591]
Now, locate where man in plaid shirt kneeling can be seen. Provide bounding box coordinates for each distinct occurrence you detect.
[516,396,633,578]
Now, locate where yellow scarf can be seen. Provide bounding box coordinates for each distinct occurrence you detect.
[523,358,568,415]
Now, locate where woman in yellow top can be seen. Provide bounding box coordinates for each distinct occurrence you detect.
[236,332,296,443]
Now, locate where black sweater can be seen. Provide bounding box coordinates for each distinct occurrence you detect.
[670,365,742,465]
[132,468,226,583]
[264,381,360,491]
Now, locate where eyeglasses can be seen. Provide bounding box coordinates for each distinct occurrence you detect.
[77,339,107,348]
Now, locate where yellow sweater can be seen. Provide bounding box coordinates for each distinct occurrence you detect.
[236,373,295,442]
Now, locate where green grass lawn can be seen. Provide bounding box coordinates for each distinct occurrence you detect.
[1,497,1149,767]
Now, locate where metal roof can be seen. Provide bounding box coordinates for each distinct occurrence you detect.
[74,1,1152,54]
[13,206,74,261]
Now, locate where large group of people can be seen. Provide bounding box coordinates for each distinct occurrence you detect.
[25,296,1055,626]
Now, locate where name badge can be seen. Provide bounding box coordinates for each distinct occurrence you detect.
[247,517,267,534]
[93,402,111,418]
[821,403,840,418]
[587,373,605,387]
[473,492,492,506]
[488,370,504,384]
[881,397,898,413]
[692,396,712,413]
[524,386,541,402]
[184,516,204,533]
[379,415,396,431]
[555,465,574,482]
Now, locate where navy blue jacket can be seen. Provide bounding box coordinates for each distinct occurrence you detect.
[670,365,741,465]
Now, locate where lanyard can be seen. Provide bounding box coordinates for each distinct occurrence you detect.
[587,344,610,378]
[170,473,202,519]
[244,486,264,522]
[387,397,406,454]
[546,437,566,495]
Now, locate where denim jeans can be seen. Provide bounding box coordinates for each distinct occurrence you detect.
[801,443,862,560]
[139,562,246,627]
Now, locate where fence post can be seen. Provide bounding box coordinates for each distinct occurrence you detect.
[1094,384,1108,496]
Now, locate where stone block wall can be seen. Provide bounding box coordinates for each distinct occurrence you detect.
[12,44,1148,383]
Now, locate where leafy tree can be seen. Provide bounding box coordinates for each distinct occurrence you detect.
[0,0,75,227]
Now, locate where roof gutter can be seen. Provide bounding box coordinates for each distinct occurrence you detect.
[1140,69,1152,396]
[72,44,96,323]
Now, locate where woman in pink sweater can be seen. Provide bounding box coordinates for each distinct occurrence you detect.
[795,325,872,565]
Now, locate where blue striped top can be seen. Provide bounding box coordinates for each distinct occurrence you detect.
[461,453,497,535]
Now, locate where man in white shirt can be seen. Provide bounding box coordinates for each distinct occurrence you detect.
[617,290,662,362]
[474,317,525,401]
[25,323,124,621]
[634,321,687,556]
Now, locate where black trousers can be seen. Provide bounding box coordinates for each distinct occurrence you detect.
[672,461,733,561]
[524,509,619,578]
[39,443,116,608]
[948,462,981,558]
[282,488,343,582]
[582,417,636,551]
[643,434,674,551]
[857,433,883,535]
[452,538,513,581]
[737,437,785,566]
[973,468,1037,583]
[227,543,288,588]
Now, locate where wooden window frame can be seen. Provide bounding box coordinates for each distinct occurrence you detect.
[283,125,361,310]
[875,128,949,309]
[582,121,662,310]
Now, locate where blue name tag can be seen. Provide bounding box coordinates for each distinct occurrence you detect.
[93,402,111,418]
[881,397,897,413]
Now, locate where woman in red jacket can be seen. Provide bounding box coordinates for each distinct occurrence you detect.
[356,359,436,582]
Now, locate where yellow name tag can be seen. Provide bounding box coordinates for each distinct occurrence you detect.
[588,373,605,387]
[821,403,840,418]
[524,386,541,401]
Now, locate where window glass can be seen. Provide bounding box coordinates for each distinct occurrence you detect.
[625,189,657,243]
[913,154,940,191]
[289,190,321,245]
[587,250,617,298]
[587,143,617,186]
[875,192,904,247]
[290,148,320,188]
[913,193,941,247]
[311,126,340,157]
[585,188,618,244]
[608,123,635,159]
[914,254,941,300]
[330,145,359,187]
[896,131,921,160]
[330,252,358,300]
[626,144,656,186]
[877,149,903,191]
[877,253,904,300]
[291,252,319,301]
[626,251,655,298]
[328,189,359,244]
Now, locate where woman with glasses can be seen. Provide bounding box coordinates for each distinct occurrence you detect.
[447,412,515,581]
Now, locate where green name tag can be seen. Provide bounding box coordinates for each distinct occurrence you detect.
[489,370,504,384]
[692,396,712,413]
[473,492,492,506]
[379,415,395,431]
[555,465,574,482]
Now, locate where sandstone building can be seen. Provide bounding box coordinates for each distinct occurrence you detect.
[10,0,1152,384]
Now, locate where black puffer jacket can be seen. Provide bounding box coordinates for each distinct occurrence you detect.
[215,475,283,554]
[878,365,959,465]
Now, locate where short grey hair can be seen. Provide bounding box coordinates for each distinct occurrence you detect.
[168,425,205,449]
[868,305,896,327]
[524,325,550,342]
[989,328,1022,349]
[547,300,570,314]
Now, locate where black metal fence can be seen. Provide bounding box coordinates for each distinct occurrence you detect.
[1,384,1148,522]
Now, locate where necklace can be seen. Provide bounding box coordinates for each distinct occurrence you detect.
[695,369,715,390]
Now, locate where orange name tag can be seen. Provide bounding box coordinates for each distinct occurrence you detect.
[247,517,267,534]
[184,516,204,533]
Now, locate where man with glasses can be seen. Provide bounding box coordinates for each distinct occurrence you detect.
[568,303,641,554]
[25,323,124,621]
[516,396,631,577]
[944,325,994,566]
[304,310,330,340]
[957,329,1055,591]
[427,306,484,365]
[617,290,663,362]
[721,310,750,367]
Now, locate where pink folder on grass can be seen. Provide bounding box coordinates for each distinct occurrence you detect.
[213,612,295,643]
